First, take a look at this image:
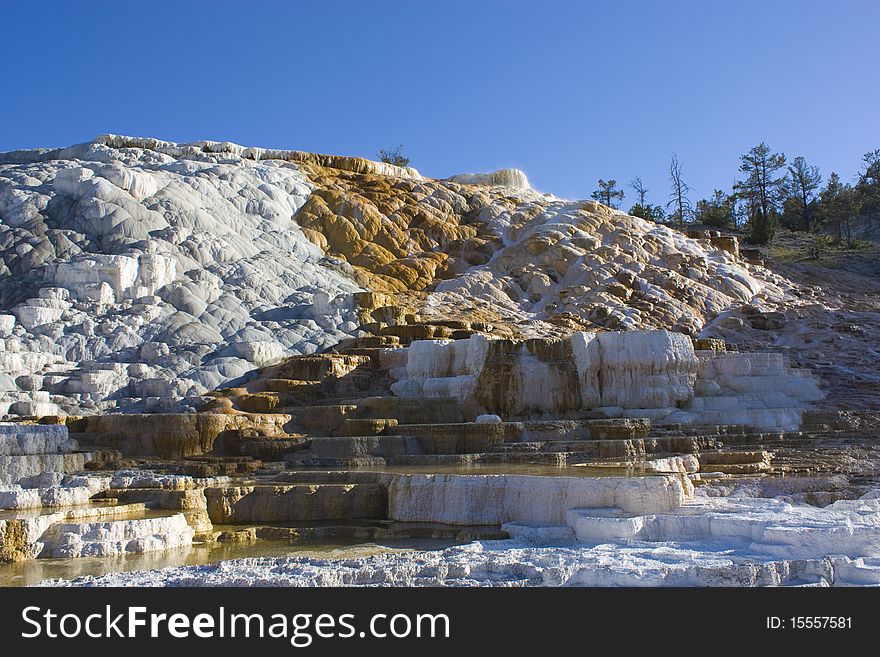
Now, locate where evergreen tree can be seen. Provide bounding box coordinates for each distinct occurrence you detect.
[378,145,410,167]
[785,156,822,231]
[818,172,860,247]
[629,203,666,223]
[592,179,625,209]
[856,149,880,227]
[695,190,735,228]
[735,142,786,244]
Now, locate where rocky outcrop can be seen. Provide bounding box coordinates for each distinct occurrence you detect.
[387,474,691,525]
[204,483,387,524]
[1,135,788,417]
[391,330,820,429]
[68,412,291,457]
[1,504,194,561]
[0,423,105,484]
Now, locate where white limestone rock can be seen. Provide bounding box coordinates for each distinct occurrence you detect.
[447,168,532,190]
[394,330,820,430]
[38,512,195,559]
[387,474,690,525]
[596,330,697,408]
[0,314,15,336]
[0,424,77,456]
[220,341,286,368]
[0,136,370,413]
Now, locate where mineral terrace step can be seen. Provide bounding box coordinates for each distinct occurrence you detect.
[238,437,311,460]
[248,523,508,543]
[698,450,773,474]
[290,435,420,458]
[353,396,465,425]
[385,452,572,467]
[269,355,373,382]
[287,404,358,433]
[38,511,194,558]
[204,483,388,524]
[284,456,388,469]
[332,417,399,436]
[391,422,522,453]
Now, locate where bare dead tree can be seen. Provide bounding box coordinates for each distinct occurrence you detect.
[630,176,649,206]
[667,154,692,229]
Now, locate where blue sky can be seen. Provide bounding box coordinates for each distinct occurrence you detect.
[1,0,877,205]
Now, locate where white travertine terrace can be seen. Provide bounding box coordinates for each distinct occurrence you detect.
[0,134,795,418]
[391,330,822,430]
[446,168,532,190]
[44,489,880,587]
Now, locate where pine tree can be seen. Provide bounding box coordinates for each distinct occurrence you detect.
[856,149,880,227]
[785,156,822,231]
[819,172,860,247]
[735,143,786,244]
[378,145,410,167]
[591,179,625,209]
[695,190,735,228]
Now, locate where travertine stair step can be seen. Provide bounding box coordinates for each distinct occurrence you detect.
[285,456,387,469]
[386,452,570,467]
[584,419,652,441]
[500,440,648,460]
[392,422,521,454]
[238,437,311,460]
[288,404,358,434]
[262,379,320,393]
[38,508,194,559]
[488,442,544,453]
[273,471,387,484]
[332,417,399,437]
[95,488,207,510]
[698,450,773,474]
[379,323,454,342]
[290,435,420,458]
[236,391,307,412]
[204,483,388,523]
[353,396,465,424]
[177,458,263,478]
[255,523,508,543]
[269,355,373,382]
[345,335,401,348]
[651,424,750,437]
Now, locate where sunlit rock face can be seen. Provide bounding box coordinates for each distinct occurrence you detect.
[43,489,880,587]
[387,473,690,524]
[0,136,365,415]
[0,135,789,417]
[0,423,101,485]
[392,330,822,429]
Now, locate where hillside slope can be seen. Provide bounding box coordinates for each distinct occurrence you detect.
[0,135,791,415]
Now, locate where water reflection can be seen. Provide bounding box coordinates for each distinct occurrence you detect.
[0,536,464,587]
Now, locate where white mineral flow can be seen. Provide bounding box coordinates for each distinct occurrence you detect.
[427,198,785,336]
[1,466,217,562]
[37,511,195,559]
[391,330,822,429]
[387,473,691,525]
[41,488,880,587]
[0,136,365,415]
[0,134,797,418]
[0,423,98,485]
